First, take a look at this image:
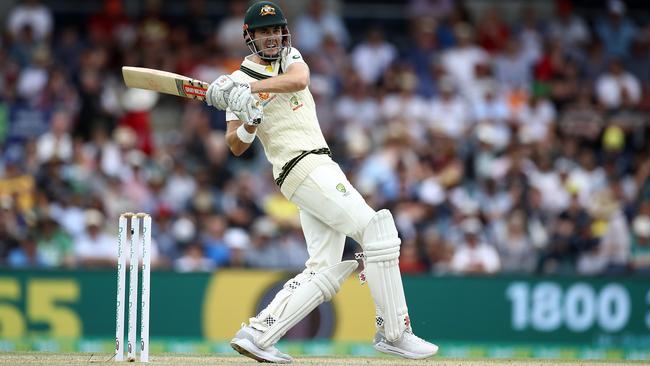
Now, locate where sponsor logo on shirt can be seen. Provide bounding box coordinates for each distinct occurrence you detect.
[289,95,304,111]
[258,92,270,100]
[336,183,350,196]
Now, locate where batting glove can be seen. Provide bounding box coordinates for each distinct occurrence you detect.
[232,100,263,126]
[206,75,236,110]
[229,83,263,126]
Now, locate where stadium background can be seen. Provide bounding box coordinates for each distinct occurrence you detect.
[0,0,649,361]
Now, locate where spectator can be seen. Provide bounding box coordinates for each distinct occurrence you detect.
[625,36,650,85]
[7,0,53,42]
[440,23,490,98]
[422,228,452,273]
[16,45,50,99]
[152,206,179,265]
[334,72,380,132]
[293,0,349,55]
[87,0,134,46]
[568,149,608,206]
[162,160,198,212]
[275,229,309,270]
[494,39,534,91]
[537,212,582,274]
[407,0,454,21]
[224,227,249,267]
[473,82,512,151]
[34,213,74,268]
[427,77,470,140]
[630,204,650,274]
[216,0,250,58]
[515,5,543,64]
[548,0,591,50]
[201,215,230,267]
[595,0,637,58]
[185,0,215,41]
[380,71,429,142]
[399,241,427,274]
[74,209,115,268]
[402,17,438,97]
[476,6,509,54]
[351,28,397,85]
[527,153,569,213]
[450,218,501,274]
[7,234,43,268]
[174,242,215,272]
[514,91,556,144]
[578,189,631,274]
[0,198,22,263]
[245,217,285,268]
[494,211,536,273]
[36,110,73,163]
[595,59,641,110]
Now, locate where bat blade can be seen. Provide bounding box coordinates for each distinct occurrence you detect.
[122,66,208,101]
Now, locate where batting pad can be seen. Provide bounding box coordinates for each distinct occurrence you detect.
[362,209,408,342]
[254,260,358,349]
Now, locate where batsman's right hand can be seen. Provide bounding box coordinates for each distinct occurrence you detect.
[231,97,263,126]
[206,75,236,110]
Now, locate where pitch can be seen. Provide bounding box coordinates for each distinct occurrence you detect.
[0,353,645,365]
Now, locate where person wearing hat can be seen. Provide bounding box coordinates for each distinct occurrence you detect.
[74,209,115,268]
[450,218,501,274]
[205,1,437,362]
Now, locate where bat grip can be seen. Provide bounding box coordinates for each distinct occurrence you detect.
[251,103,263,125]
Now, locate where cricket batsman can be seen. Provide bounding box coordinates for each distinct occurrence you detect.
[205,1,438,363]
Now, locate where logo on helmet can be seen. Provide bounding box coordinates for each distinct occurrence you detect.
[260,5,276,16]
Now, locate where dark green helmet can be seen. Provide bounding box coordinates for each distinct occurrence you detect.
[243,1,291,61]
[244,1,287,31]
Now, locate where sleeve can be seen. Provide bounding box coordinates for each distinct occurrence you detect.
[281,47,306,72]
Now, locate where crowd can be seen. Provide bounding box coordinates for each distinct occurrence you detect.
[0,0,649,275]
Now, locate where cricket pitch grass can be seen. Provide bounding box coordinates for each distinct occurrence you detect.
[1,353,647,366]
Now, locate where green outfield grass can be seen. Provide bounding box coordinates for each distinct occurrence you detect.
[1,353,648,366]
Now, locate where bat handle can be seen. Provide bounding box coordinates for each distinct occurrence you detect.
[251,103,263,125]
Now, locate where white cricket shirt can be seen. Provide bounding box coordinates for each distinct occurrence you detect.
[226,47,332,198]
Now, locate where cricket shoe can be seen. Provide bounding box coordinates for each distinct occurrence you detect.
[230,324,293,363]
[373,328,438,359]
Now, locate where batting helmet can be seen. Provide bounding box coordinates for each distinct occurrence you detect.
[243,1,291,61]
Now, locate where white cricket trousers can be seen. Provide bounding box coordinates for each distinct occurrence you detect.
[289,162,376,272]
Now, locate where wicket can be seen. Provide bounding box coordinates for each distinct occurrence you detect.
[115,212,152,362]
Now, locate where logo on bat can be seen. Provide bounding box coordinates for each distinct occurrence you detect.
[183,85,207,97]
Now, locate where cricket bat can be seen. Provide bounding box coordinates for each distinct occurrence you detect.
[121,66,262,123]
[122,66,209,101]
